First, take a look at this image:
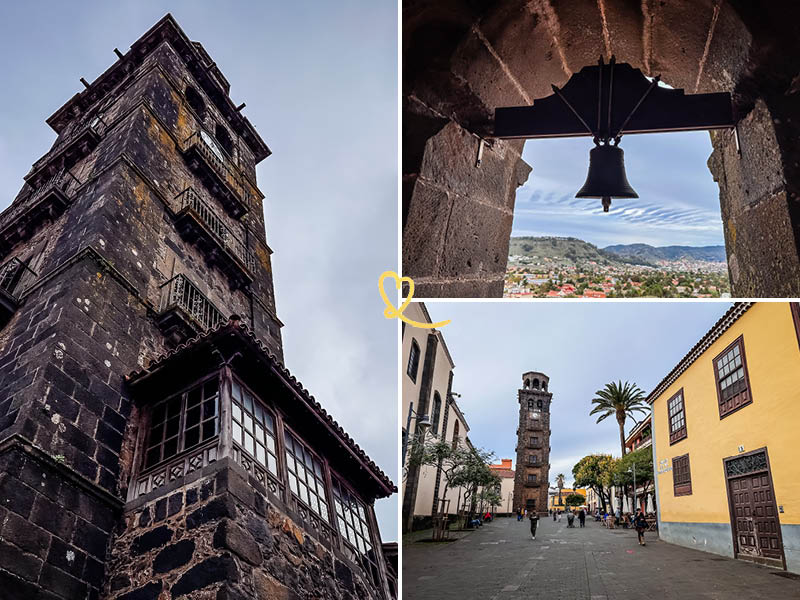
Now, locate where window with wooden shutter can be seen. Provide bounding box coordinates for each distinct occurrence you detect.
[672,454,692,496]
[407,339,420,382]
[713,336,752,418]
[667,388,687,444]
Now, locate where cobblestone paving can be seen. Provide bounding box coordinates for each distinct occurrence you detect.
[402,516,800,599]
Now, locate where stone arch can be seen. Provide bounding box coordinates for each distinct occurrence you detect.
[532,378,540,390]
[403,0,800,297]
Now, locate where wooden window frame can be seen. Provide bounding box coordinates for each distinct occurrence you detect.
[142,372,221,471]
[527,473,537,483]
[283,427,333,524]
[667,388,687,445]
[407,339,420,383]
[712,335,752,419]
[230,375,280,478]
[791,303,800,351]
[672,453,692,496]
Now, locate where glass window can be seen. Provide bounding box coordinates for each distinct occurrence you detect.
[667,390,687,444]
[144,378,219,469]
[332,477,380,586]
[431,393,442,435]
[231,380,279,476]
[284,431,329,522]
[407,340,420,382]
[714,337,752,417]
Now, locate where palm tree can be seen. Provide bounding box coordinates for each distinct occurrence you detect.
[556,473,565,506]
[590,380,648,457]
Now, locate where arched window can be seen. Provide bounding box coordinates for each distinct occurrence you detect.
[407,340,420,382]
[186,86,206,118]
[542,381,547,391]
[451,420,460,449]
[524,378,530,389]
[431,392,442,435]
[533,378,540,389]
[215,123,234,157]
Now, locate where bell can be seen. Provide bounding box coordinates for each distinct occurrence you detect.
[576,143,638,212]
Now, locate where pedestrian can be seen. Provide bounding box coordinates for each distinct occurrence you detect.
[557,511,562,522]
[529,510,539,540]
[517,508,522,522]
[566,511,575,528]
[633,509,648,546]
[553,510,557,521]
[578,508,586,528]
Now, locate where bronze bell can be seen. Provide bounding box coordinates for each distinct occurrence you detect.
[576,143,638,212]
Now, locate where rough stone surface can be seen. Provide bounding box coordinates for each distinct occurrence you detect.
[214,519,262,566]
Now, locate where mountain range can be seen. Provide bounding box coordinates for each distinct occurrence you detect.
[508,237,726,267]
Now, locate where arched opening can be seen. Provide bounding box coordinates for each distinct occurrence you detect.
[403,1,800,298]
[185,85,206,119]
[215,123,234,158]
[524,377,530,389]
[532,378,539,390]
[542,381,547,392]
[431,392,442,435]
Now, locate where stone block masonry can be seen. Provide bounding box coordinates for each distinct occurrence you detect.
[107,460,381,600]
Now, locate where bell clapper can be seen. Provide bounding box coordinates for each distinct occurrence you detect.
[602,197,611,212]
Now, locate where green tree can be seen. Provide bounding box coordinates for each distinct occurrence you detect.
[590,381,648,458]
[573,454,615,513]
[612,446,654,512]
[564,493,584,507]
[450,446,499,528]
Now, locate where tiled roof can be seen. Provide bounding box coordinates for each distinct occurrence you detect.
[126,318,396,496]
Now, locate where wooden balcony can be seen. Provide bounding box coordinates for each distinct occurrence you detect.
[157,274,226,345]
[0,171,76,256]
[181,130,249,219]
[173,187,255,288]
[0,257,37,327]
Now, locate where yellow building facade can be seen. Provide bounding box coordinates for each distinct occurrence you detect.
[548,488,586,511]
[648,302,800,573]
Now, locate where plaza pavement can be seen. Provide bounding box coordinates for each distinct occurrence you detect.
[402,515,800,599]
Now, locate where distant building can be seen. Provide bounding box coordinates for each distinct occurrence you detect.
[648,303,800,573]
[549,487,587,511]
[624,416,655,513]
[489,459,516,515]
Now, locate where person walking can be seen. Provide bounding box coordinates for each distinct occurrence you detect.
[578,508,586,528]
[553,510,557,521]
[557,510,562,523]
[633,509,648,546]
[529,510,539,540]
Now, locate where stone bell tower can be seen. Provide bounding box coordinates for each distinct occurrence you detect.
[0,14,394,600]
[512,371,552,516]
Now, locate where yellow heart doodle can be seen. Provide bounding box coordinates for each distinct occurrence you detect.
[378,271,451,329]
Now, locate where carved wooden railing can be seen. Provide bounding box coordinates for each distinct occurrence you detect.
[131,438,219,500]
[182,130,249,213]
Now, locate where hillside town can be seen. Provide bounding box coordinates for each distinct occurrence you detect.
[504,254,731,298]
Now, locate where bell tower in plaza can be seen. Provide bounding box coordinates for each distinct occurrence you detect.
[512,371,552,516]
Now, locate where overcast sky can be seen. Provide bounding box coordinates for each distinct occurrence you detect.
[425,301,732,488]
[0,2,398,539]
[512,131,726,248]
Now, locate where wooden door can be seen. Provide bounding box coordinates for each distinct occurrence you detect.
[729,473,781,559]
[750,473,782,559]
[730,477,758,556]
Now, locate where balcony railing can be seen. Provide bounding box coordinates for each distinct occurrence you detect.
[157,274,225,343]
[1,170,76,254]
[524,481,542,488]
[181,130,249,218]
[174,187,255,282]
[0,257,38,324]
[26,117,106,187]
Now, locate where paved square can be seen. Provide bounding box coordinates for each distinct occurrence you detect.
[402,517,800,599]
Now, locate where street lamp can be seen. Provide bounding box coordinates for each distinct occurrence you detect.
[402,401,431,464]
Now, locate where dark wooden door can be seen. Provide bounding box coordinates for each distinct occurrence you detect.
[750,473,782,559]
[729,473,781,559]
[730,477,758,556]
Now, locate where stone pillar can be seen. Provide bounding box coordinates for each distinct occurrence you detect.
[403,116,531,298]
[709,94,800,297]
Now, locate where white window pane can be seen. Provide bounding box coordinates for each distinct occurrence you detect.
[232,403,241,422]
[267,453,277,475]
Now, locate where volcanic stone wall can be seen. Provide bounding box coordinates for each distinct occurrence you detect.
[106,461,382,600]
